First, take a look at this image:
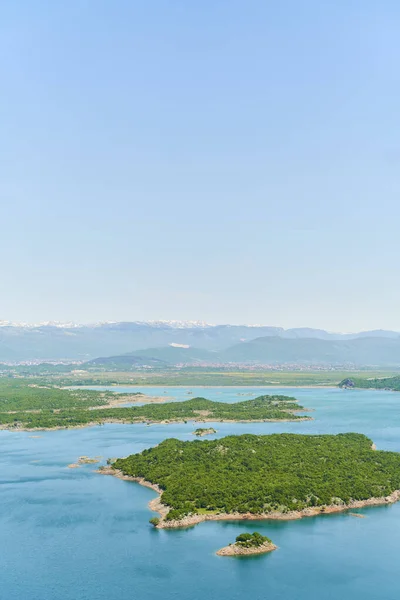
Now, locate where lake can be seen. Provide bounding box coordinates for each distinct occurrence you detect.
[1,386,400,600]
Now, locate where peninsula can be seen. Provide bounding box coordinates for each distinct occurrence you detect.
[217,532,277,556]
[0,392,309,430]
[339,375,400,392]
[105,433,400,528]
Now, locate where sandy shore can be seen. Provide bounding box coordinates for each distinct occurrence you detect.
[93,393,173,409]
[216,541,277,556]
[98,467,400,528]
[193,416,312,423]
[0,419,133,432]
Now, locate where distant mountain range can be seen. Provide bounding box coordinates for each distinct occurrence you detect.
[220,335,400,366]
[86,346,217,369]
[1,321,400,365]
[85,335,400,369]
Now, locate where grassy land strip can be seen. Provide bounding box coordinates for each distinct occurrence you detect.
[0,394,308,430]
[4,369,398,387]
[0,379,114,411]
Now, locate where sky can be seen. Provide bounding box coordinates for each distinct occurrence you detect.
[0,1,400,331]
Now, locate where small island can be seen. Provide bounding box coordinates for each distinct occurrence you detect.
[105,433,400,528]
[68,455,101,468]
[193,427,217,437]
[217,532,277,556]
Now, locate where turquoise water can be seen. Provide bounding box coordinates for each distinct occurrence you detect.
[1,386,400,600]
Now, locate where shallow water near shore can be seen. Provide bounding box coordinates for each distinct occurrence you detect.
[2,386,400,600]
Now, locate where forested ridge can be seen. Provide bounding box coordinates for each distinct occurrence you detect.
[0,385,306,429]
[339,376,400,391]
[113,433,400,521]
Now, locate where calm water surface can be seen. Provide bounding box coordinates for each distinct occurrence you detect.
[1,387,400,600]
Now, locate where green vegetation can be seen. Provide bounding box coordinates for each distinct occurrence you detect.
[339,375,400,391]
[0,363,76,376]
[112,433,400,521]
[0,393,307,430]
[235,532,271,548]
[193,427,217,436]
[149,517,160,527]
[28,368,397,388]
[0,379,109,411]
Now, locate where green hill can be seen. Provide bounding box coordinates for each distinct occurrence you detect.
[112,433,400,523]
[339,375,400,391]
[220,335,400,366]
[84,335,400,369]
[85,346,216,369]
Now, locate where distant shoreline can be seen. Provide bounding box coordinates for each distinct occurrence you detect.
[80,384,337,389]
[98,467,400,528]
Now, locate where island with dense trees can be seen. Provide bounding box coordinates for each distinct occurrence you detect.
[105,433,400,528]
[193,427,217,436]
[217,532,277,556]
[339,376,400,391]
[0,388,309,430]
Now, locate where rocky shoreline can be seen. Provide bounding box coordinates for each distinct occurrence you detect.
[0,414,311,433]
[216,541,277,556]
[97,468,400,528]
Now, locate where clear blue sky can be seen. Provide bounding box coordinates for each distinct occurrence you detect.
[1,1,399,330]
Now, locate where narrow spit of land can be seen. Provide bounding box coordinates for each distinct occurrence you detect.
[0,388,309,430]
[100,433,400,528]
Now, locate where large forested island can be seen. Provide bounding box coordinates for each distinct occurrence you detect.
[108,433,400,527]
[0,379,308,429]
